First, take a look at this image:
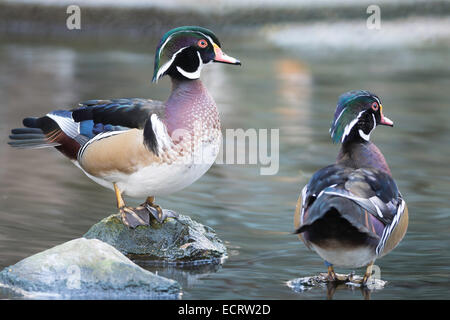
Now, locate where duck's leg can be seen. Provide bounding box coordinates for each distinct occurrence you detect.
[142,196,178,223]
[114,183,149,228]
[325,261,337,282]
[323,260,349,282]
[362,261,374,286]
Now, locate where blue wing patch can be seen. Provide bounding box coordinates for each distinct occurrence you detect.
[79,119,129,139]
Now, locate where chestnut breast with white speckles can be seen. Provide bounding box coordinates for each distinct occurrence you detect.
[160,79,221,164]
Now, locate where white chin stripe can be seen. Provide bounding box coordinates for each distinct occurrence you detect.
[176,51,203,80]
[358,129,371,141]
[358,113,376,141]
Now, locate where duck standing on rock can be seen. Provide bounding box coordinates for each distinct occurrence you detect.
[294,90,408,286]
[8,26,241,228]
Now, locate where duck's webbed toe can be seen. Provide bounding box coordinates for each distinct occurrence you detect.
[144,203,179,224]
[120,206,150,228]
[139,196,178,224]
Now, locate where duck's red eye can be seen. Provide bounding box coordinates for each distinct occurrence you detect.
[197,39,208,48]
[371,102,379,111]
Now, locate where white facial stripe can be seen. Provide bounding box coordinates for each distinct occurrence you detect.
[203,34,218,48]
[176,51,203,80]
[157,31,186,61]
[373,96,381,106]
[334,108,346,125]
[341,110,365,143]
[330,107,347,134]
[156,46,189,82]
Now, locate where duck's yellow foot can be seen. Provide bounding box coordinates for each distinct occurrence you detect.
[119,205,150,228]
[142,196,178,224]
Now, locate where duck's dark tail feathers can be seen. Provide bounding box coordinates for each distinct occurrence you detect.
[8,117,60,149]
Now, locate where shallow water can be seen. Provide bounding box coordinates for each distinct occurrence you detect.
[0,26,449,299]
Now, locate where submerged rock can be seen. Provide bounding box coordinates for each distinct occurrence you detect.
[84,213,227,265]
[0,238,181,299]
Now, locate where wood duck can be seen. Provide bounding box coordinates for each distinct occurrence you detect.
[8,26,241,228]
[294,90,409,286]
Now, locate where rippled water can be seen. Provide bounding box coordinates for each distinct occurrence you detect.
[0,26,449,299]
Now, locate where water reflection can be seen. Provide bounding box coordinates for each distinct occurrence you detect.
[275,58,313,145]
[138,262,223,291]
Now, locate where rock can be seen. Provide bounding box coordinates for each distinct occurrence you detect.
[287,273,387,293]
[83,213,227,265]
[0,238,181,299]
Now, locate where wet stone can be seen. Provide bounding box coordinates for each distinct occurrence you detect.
[0,238,181,299]
[83,213,227,266]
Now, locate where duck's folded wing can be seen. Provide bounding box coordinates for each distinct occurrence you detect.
[296,166,406,246]
[328,168,401,225]
[338,168,407,255]
[74,98,167,154]
[296,165,352,227]
[72,98,165,138]
[73,98,174,175]
[296,165,347,236]
[9,98,166,160]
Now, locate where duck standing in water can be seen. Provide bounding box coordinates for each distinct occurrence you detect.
[8,26,241,228]
[294,91,408,285]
